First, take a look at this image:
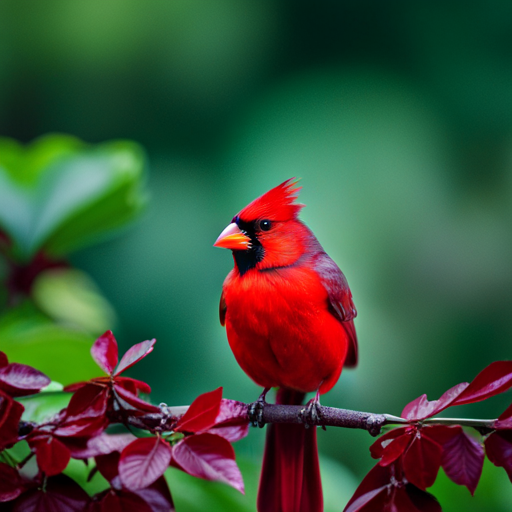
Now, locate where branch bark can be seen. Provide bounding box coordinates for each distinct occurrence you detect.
[108,402,498,437]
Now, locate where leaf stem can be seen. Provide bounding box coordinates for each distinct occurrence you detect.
[383,414,497,433]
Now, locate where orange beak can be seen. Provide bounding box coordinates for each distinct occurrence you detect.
[214,222,251,251]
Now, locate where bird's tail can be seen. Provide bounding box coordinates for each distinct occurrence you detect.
[257,388,323,512]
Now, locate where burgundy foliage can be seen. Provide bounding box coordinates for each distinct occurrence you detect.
[0,352,50,398]
[173,387,223,433]
[207,398,250,442]
[344,462,442,512]
[484,431,512,482]
[401,361,512,421]
[0,332,249,511]
[2,335,512,511]
[440,427,484,495]
[0,462,25,502]
[0,390,24,450]
[171,433,244,493]
[118,437,172,490]
[11,474,90,512]
[352,360,512,511]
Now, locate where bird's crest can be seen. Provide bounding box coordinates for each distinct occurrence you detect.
[237,178,304,222]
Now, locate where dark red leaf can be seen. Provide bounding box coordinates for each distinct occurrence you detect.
[69,433,137,459]
[66,383,109,418]
[55,435,89,456]
[441,429,483,495]
[0,352,8,368]
[114,385,160,413]
[58,384,110,438]
[0,463,24,502]
[53,415,108,438]
[385,491,407,512]
[207,399,250,442]
[114,339,156,376]
[98,489,153,512]
[209,424,249,444]
[171,433,244,493]
[12,474,90,512]
[421,425,461,446]
[404,485,442,512]
[213,399,249,426]
[0,393,24,450]
[95,452,121,483]
[495,417,512,430]
[91,331,119,375]
[118,437,172,490]
[380,433,413,467]
[132,476,175,512]
[115,377,151,395]
[401,383,469,420]
[499,402,512,420]
[63,381,88,393]
[29,435,71,476]
[175,387,223,433]
[403,434,443,490]
[345,462,443,512]
[495,402,512,429]
[370,427,408,460]
[345,486,388,512]
[0,363,51,397]
[343,462,394,512]
[452,361,512,406]
[485,431,512,482]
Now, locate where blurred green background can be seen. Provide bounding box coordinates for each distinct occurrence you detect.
[1,1,511,510]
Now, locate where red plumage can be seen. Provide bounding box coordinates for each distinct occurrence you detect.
[215,179,357,512]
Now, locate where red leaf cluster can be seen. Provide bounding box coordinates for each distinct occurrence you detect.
[346,360,512,511]
[345,462,442,512]
[485,403,512,483]
[0,352,49,450]
[3,331,512,512]
[0,359,51,398]
[369,424,483,496]
[401,362,512,421]
[113,387,247,493]
[0,332,249,511]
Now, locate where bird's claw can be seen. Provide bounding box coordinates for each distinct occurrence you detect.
[300,398,323,429]
[248,388,269,428]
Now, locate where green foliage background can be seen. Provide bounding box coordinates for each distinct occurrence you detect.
[1,1,511,510]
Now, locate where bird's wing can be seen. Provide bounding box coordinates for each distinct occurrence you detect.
[219,290,227,326]
[314,253,358,367]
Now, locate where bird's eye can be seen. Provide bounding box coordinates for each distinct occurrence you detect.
[259,219,272,231]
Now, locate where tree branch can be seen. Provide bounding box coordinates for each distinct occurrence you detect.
[106,402,498,437]
[258,403,388,436]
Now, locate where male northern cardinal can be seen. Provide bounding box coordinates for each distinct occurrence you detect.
[214,179,357,512]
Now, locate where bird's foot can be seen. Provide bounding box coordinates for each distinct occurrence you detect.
[300,391,324,429]
[248,388,270,428]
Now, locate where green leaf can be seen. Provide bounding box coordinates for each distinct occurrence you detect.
[18,391,71,424]
[0,134,147,260]
[0,302,100,385]
[41,381,64,392]
[0,135,83,186]
[37,140,147,257]
[3,441,31,467]
[31,268,116,334]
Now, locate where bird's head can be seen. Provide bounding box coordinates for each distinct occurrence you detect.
[214,179,309,275]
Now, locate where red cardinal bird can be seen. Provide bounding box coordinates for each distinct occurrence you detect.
[214,179,357,512]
